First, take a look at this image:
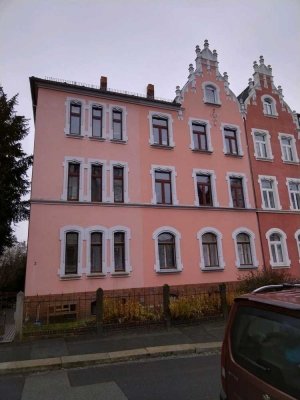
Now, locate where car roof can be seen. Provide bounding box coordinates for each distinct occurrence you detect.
[237,287,300,311]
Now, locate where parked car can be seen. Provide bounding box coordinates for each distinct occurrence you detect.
[220,284,300,400]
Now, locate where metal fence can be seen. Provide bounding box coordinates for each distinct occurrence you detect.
[22,283,239,338]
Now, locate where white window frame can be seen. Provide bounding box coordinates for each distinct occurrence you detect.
[220,123,244,156]
[59,225,84,278]
[197,227,225,271]
[232,228,259,269]
[87,159,107,203]
[150,165,178,205]
[109,161,129,203]
[152,226,183,273]
[294,229,300,262]
[202,81,221,105]
[85,226,108,276]
[278,133,299,163]
[109,105,128,142]
[61,156,85,201]
[226,172,251,208]
[251,129,273,160]
[88,101,106,139]
[286,178,300,210]
[261,95,278,117]
[109,226,132,275]
[148,111,175,147]
[258,175,281,210]
[192,169,219,207]
[266,228,291,268]
[64,97,86,136]
[188,118,213,151]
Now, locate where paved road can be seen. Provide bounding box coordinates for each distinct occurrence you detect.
[0,353,221,400]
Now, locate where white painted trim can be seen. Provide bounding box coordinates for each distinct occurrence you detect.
[188,118,213,151]
[150,165,178,205]
[85,226,108,275]
[148,111,175,147]
[202,81,221,105]
[258,175,282,210]
[197,227,225,270]
[109,226,132,273]
[220,123,244,156]
[266,228,291,268]
[61,156,85,201]
[294,229,300,262]
[278,133,299,163]
[87,159,107,202]
[261,94,278,117]
[192,169,219,207]
[251,128,274,160]
[286,178,300,210]
[152,226,183,272]
[109,161,129,203]
[87,101,107,139]
[59,226,84,277]
[108,104,128,141]
[64,97,86,136]
[226,172,251,208]
[232,228,259,268]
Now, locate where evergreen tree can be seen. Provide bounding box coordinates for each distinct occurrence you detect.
[0,87,33,255]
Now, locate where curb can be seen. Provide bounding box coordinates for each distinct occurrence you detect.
[0,341,222,375]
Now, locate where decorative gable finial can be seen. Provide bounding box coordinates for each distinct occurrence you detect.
[204,39,209,48]
[253,60,259,72]
[213,49,218,57]
[278,85,283,96]
[223,72,228,82]
[259,55,264,65]
[188,63,194,75]
[195,45,201,56]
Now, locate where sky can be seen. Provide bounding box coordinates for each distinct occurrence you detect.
[1,0,300,243]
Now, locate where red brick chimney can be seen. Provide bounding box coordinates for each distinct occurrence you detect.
[100,76,107,91]
[147,84,154,99]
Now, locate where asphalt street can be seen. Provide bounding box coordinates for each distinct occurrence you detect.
[0,352,221,400]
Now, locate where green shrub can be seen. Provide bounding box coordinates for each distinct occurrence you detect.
[170,294,220,320]
[237,268,295,293]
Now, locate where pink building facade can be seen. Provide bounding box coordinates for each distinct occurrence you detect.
[26,41,264,297]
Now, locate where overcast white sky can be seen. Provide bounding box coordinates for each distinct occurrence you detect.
[1,0,300,243]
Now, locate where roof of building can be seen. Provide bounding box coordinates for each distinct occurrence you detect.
[237,86,250,103]
[30,76,181,119]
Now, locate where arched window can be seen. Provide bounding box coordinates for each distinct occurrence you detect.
[237,233,252,266]
[90,232,103,273]
[202,232,219,267]
[266,229,290,268]
[158,232,176,270]
[263,98,273,115]
[205,85,217,104]
[110,226,131,274]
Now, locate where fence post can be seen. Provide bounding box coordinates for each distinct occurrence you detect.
[163,284,171,329]
[96,288,104,335]
[15,291,24,341]
[219,283,228,320]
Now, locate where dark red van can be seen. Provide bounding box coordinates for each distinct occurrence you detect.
[220,284,300,400]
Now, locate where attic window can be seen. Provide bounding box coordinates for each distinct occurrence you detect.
[205,85,217,103]
[264,98,273,115]
[261,95,277,117]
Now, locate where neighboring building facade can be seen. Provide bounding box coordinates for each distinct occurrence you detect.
[25,41,263,298]
[238,57,300,276]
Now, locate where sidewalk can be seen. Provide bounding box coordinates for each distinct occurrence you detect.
[0,319,225,375]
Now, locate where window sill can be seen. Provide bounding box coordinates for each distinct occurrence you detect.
[271,264,291,269]
[110,139,127,144]
[65,134,84,139]
[255,157,274,162]
[150,144,174,150]
[201,267,224,272]
[111,271,131,277]
[282,160,299,165]
[237,265,258,270]
[263,113,278,119]
[204,101,221,107]
[60,274,82,280]
[89,137,106,142]
[224,153,243,158]
[191,149,213,154]
[86,273,106,278]
[156,268,181,274]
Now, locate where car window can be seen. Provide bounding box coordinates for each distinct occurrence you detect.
[231,305,300,398]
